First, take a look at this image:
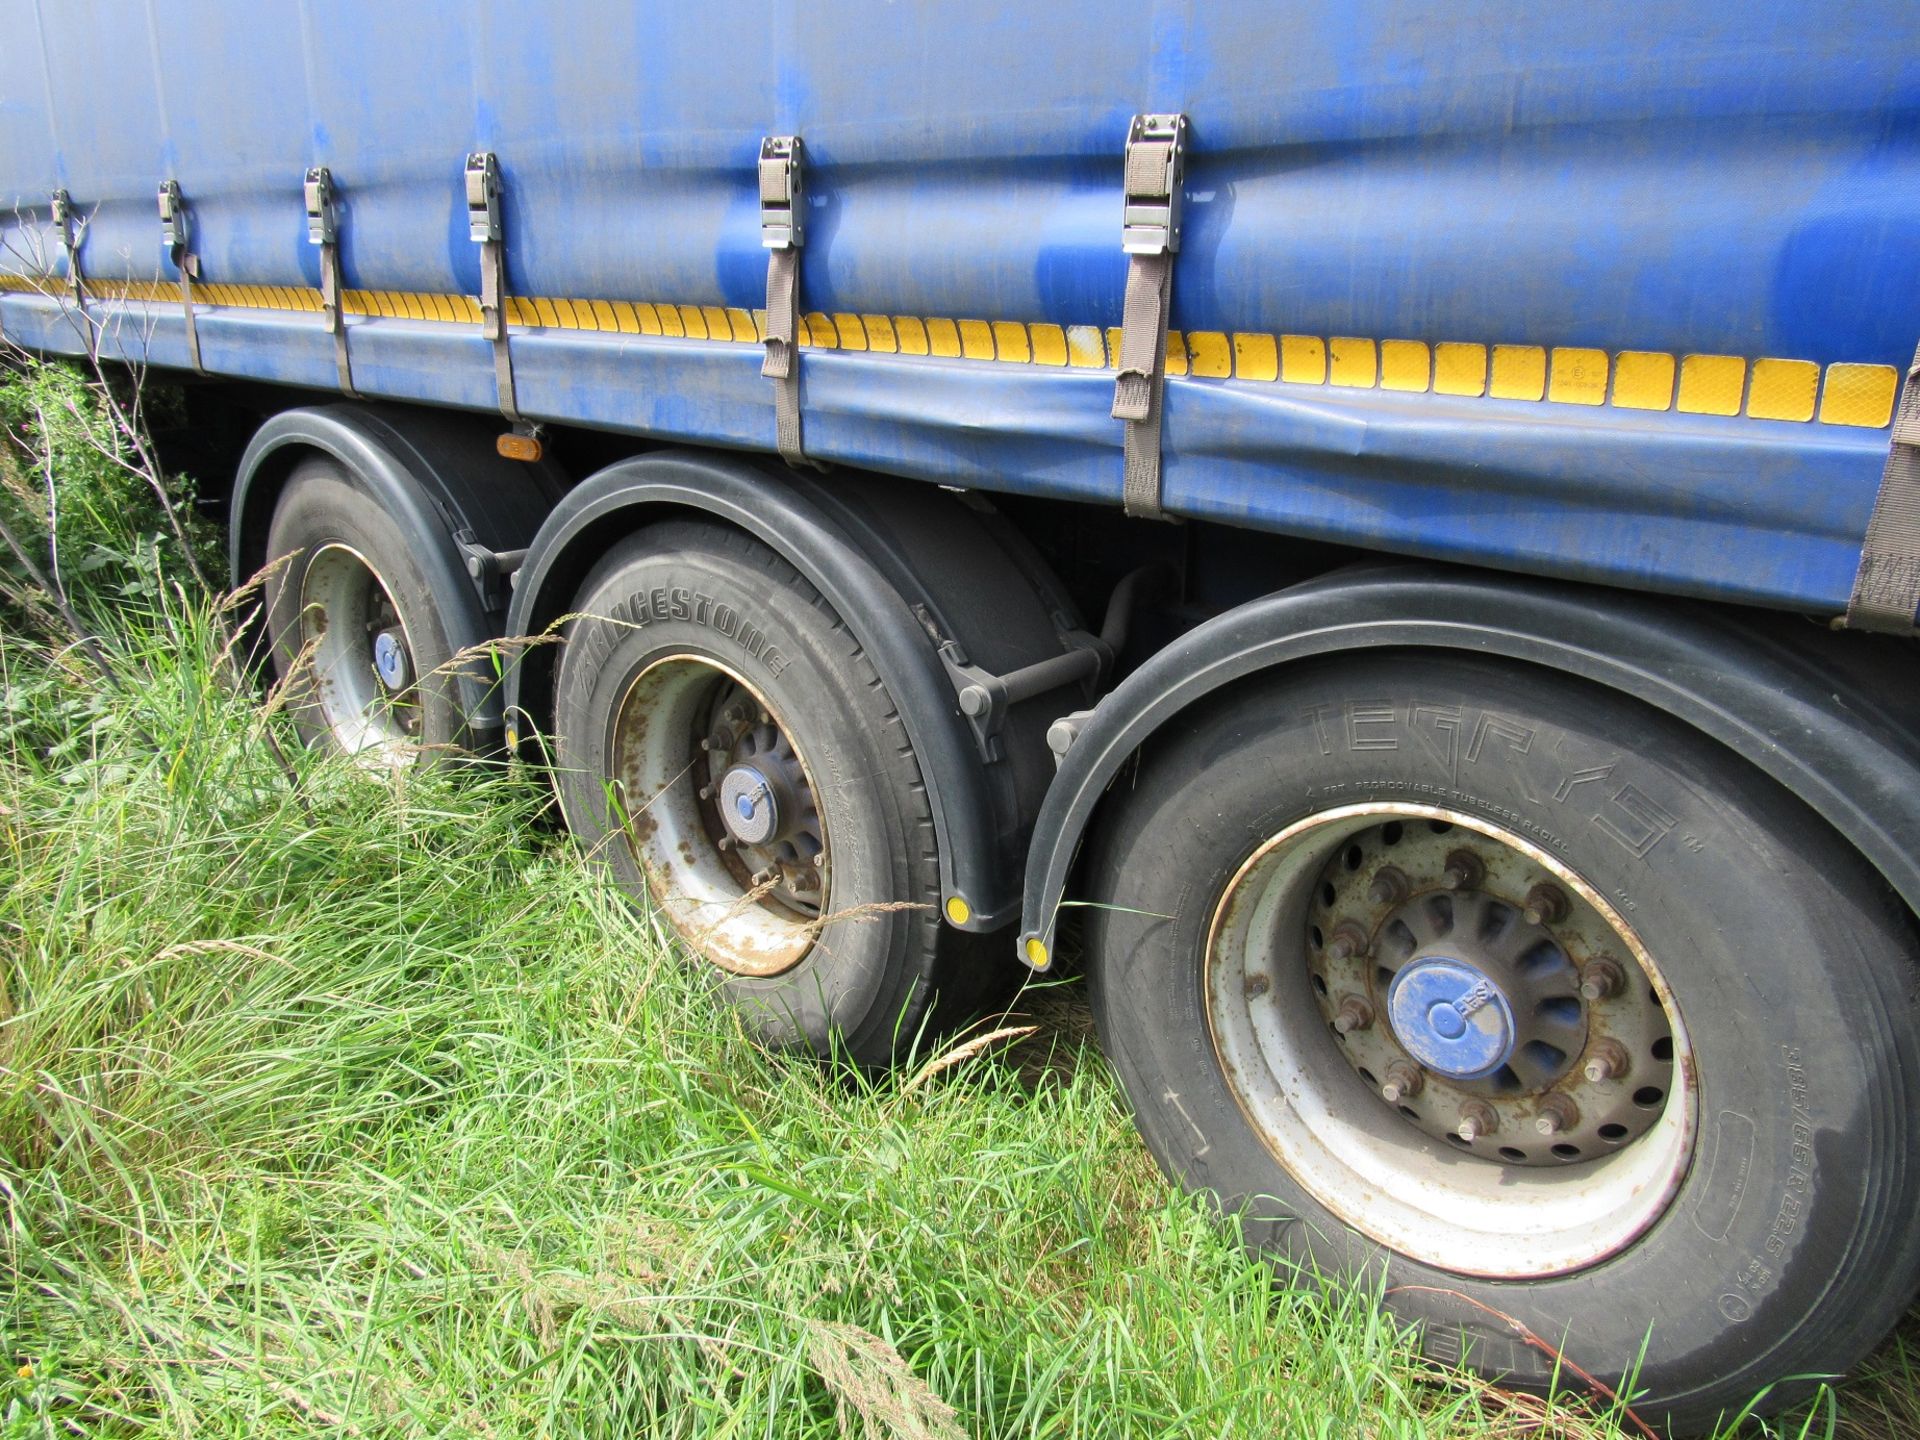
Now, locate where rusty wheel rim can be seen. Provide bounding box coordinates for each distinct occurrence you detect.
[1204,803,1697,1278]
[606,653,830,977]
[297,542,422,759]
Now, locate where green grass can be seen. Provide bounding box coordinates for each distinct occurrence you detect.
[0,357,1913,1438]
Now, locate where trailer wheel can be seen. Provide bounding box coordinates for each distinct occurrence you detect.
[552,520,994,1064]
[1085,652,1920,1431]
[264,458,465,760]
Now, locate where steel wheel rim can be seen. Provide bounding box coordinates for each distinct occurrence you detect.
[297,542,422,758]
[1204,802,1697,1278]
[607,653,830,977]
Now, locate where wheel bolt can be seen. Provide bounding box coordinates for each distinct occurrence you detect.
[1534,1093,1580,1136]
[697,785,714,801]
[1441,849,1485,891]
[751,867,775,886]
[1582,1038,1631,1084]
[1332,995,1374,1034]
[813,852,826,867]
[1381,1061,1424,1104]
[1579,957,1626,1002]
[1523,882,1569,926]
[1457,1102,1497,1142]
[1244,973,1271,999]
[1367,865,1409,907]
[1325,920,1372,963]
[723,703,750,725]
[716,836,733,851]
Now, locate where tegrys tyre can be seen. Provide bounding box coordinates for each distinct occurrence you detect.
[1084,651,1920,1432]
[552,519,1000,1065]
[263,456,466,759]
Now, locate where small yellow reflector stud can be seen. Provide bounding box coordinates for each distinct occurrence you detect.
[496,431,544,462]
[944,896,972,926]
[1024,937,1050,969]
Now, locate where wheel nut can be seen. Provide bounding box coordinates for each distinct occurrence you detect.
[1582,1038,1631,1084]
[1381,1061,1425,1104]
[697,784,714,801]
[1367,865,1409,907]
[1534,1093,1580,1136]
[1457,1102,1497,1142]
[1325,920,1372,963]
[716,836,734,852]
[1441,849,1485,891]
[751,867,775,886]
[1332,995,1374,1034]
[1244,973,1271,1000]
[1579,957,1626,1002]
[1523,882,1569,926]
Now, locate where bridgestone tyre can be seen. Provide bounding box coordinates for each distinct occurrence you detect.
[1084,652,1920,1433]
[552,520,999,1066]
[263,457,465,758]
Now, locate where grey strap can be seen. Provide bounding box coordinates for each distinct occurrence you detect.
[158,181,205,374]
[466,152,520,424]
[305,167,357,397]
[763,244,803,460]
[1846,341,1920,632]
[1110,115,1187,521]
[759,135,819,468]
[1113,250,1173,518]
[51,188,94,359]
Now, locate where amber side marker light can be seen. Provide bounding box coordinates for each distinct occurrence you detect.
[497,431,544,462]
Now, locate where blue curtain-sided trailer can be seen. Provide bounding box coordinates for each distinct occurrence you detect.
[5,3,1920,1428]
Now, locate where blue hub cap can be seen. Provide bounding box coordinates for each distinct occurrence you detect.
[1386,956,1517,1080]
[371,629,409,690]
[718,764,778,846]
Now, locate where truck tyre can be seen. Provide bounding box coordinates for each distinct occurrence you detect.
[551,520,998,1065]
[264,457,466,760]
[1084,651,1920,1433]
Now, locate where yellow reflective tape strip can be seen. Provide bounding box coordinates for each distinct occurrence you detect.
[31,277,1902,429]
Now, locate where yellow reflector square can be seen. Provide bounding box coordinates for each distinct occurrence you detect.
[1280,335,1327,385]
[1433,343,1487,397]
[1328,337,1377,388]
[1380,340,1431,393]
[1677,355,1745,416]
[1489,345,1546,401]
[1187,331,1232,378]
[1548,348,1609,406]
[1030,323,1069,366]
[1611,352,1675,410]
[1819,363,1899,428]
[1746,359,1819,422]
[1233,332,1279,382]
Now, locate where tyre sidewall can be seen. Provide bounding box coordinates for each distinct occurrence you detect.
[263,459,464,753]
[1088,653,1916,1425]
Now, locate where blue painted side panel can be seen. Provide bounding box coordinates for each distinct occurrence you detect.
[3,1,1917,614]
